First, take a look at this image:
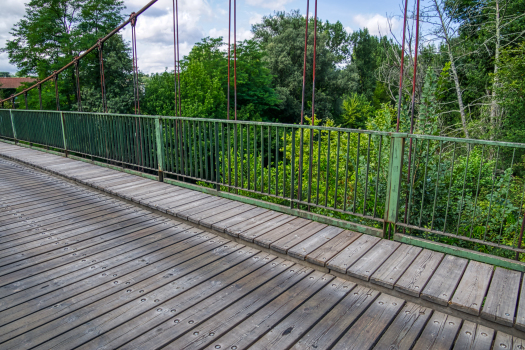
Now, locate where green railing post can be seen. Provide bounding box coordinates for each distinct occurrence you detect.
[60,111,68,157]
[384,134,405,238]
[155,117,164,182]
[9,110,17,145]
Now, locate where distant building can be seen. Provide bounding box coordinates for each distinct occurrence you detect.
[0,77,37,90]
[0,77,37,104]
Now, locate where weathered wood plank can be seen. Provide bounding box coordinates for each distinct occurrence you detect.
[374,302,432,350]
[287,225,344,260]
[248,278,355,350]
[210,206,267,232]
[395,249,444,297]
[481,267,520,326]
[371,244,422,289]
[412,311,462,350]
[450,260,493,316]
[326,234,380,274]
[331,294,405,350]
[270,221,327,255]
[252,218,315,249]
[347,240,401,281]
[200,204,255,229]
[76,254,286,350]
[291,285,380,350]
[421,255,468,306]
[224,210,282,237]
[200,271,331,350]
[237,214,296,242]
[187,200,244,225]
[493,332,513,350]
[452,321,494,350]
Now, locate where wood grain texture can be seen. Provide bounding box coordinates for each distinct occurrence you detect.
[270,221,327,254]
[374,302,432,350]
[254,217,311,248]
[450,260,493,316]
[481,267,520,326]
[395,249,444,297]
[371,244,422,289]
[347,239,401,281]
[452,321,494,350]
[291,285,380,350]
[326,234,380,274]
[305,230,361,267]
[412,311,462,350]
[421,255,468,306]
[287,226,344,260]
[331,294,405,350]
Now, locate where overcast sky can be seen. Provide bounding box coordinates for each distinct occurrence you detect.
[0,0,405,75]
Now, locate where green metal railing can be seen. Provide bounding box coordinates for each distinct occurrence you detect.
[1,109,524,262]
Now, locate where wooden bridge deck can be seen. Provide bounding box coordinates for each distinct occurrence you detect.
[0,142,524,349]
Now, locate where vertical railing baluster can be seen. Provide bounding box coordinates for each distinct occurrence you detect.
[334,131,341,209]
[324,130,331,207]
[290,128,296,208]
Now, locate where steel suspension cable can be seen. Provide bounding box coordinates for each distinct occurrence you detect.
[131,13,141,114]
[171,0,178,114]
[403,0,421,231]
[38,84,42,110]
[176,0,181,116]
[74,56,82,112]
[227,0,231,120]
[300,0,309,125]
[395,0,410,132]
[311,0,318,126]
[54,72,60,111]
[97,40,108,113]
[297,0,310,206]
[233,0,237,120]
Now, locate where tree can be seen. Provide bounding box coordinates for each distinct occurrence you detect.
[141,37,280,120]
[252,10,358,124]
[2,0,128,111]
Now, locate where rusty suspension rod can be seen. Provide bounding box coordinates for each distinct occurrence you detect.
[395,0,410,132]
[403,0,421,232]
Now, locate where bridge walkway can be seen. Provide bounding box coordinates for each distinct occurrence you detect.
[0,142,524,349]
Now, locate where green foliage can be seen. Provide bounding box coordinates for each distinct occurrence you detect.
[2,0,129,111]
[252,10,359,123]
[141,37,280,121]
[341,93,373,129]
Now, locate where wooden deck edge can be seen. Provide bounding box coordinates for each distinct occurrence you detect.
[329,269,525,339]
[394,233,525,272]
[163,177,383,238]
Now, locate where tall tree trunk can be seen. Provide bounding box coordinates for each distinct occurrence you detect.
[434,0,470,138]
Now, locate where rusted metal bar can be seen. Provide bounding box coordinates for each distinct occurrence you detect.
[54,72,60,111]
[176,0,181,115]
[403,0,421,232]
[233,0,237,120]
[395,0,410,132]
[74,57,82,112]
[227,0,231,120]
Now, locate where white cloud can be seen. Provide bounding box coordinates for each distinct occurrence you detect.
[245,0,293,10]
[344,26,353,34]
[121,0,213,74]
[249,13,263,26]
[353,14,399,36]
[0,0,27,73]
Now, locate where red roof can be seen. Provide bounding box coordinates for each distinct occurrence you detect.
[0,77,37,89]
